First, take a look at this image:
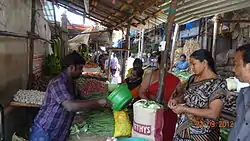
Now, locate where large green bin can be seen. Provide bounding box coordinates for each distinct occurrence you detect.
[107,84,133,111]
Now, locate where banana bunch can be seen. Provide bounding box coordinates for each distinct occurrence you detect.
[45,37,62,76]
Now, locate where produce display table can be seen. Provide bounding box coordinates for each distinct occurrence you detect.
[81,72,108,81]
[10,101,40,108]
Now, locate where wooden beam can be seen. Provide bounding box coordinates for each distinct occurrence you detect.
[116,0,136,10]
[87,16,112,28]
[113,0,164,29]
[133,1,169,26]
[91,6,124,22]
[96,1,129,17]
[28,0,36,89]
[90,10,118,25]
[115,0,141,23]
[88,14,116,26]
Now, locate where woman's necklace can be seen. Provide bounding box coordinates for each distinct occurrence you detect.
[195,71,216,82]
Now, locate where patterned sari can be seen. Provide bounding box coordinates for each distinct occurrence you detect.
[173,75,228,141]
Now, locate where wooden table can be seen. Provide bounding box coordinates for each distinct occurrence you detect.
[10,101,40,108]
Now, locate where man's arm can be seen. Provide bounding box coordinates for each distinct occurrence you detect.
[62,98,108,112]
[51,81,109,112]
[235,109,250,140]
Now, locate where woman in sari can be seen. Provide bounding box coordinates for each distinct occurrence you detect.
[138,55,183,141]
[169,49,228,141]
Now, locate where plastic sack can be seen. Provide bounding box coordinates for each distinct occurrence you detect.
[132,100,164,141]
[113,109,132,137]
[12,133,27,141]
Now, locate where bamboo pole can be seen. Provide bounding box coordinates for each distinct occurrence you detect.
[156,0,178,104]
[27,0,36,89]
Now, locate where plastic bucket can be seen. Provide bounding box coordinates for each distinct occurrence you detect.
[118,137,148,141]
[107,84,133,111]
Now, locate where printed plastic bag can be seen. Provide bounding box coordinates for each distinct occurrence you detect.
[132,99,164,141]
[114,109,132,137]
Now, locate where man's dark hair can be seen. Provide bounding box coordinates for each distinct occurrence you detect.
[180,54,186,59]
[236,44,250,65]
[62,52,86,69]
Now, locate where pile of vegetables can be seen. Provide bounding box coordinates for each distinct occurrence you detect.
[84,62,99,68]
[172,71,192,81]
[70,109,114,137]
[134,99,163,111]
[77,79,108,97]
[45,37,62,76]
[13,89,45,105]
[220,128,230,141]
[82,72,108,81]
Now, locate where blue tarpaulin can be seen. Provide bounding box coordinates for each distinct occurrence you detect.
[185,19,200,29]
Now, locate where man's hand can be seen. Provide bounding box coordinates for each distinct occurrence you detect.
[98,98,112,108]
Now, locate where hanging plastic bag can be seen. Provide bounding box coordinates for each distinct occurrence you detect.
[113,109,132,137]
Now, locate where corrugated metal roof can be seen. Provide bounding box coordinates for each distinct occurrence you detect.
[175,0,250,24]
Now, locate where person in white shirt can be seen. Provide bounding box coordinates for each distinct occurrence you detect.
[110,54,119,76]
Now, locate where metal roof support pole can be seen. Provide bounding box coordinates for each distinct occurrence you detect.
[203,17,208,50]
[170,24,179,68]
[138,30,141,58]
[108,31,113,81]
[156,0,178,104]
[121,23,131,81]
[28,0,36,89]
[212,15,219,59]
[108,50,112,82]
[140,28,145,58]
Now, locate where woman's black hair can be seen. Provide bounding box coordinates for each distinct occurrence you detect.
[190,49,216,73]
[62,52,86,69]
[132,67,144,78]
[133,58,143,68]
